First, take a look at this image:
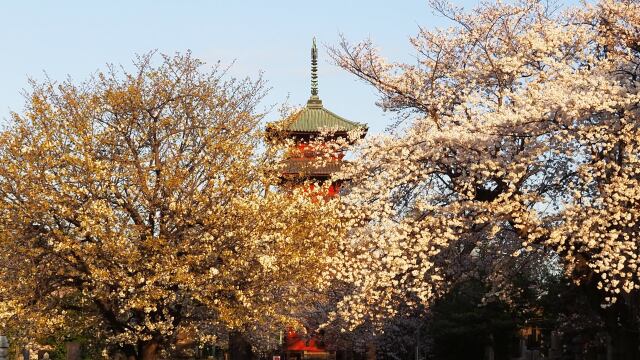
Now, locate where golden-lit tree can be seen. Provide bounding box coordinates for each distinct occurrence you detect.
[0,53,341,359]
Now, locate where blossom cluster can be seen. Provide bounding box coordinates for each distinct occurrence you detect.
[328,0,640,328]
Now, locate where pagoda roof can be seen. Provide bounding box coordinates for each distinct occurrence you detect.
[272,98,367,135]
[266,37,368,138]
[280,158,343,178]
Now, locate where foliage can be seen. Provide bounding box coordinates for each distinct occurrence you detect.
[327,0,640,332]
[0,52,342,358]
[428,280,518,360]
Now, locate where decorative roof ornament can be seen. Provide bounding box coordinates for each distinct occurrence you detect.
[311,37,318,97]
[308,37,322,108]
[265,37,367,139]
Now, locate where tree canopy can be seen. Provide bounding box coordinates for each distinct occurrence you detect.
[328,0,640,333]
[0,53,341,359]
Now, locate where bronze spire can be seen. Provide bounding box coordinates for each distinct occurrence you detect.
[311,37,318,96]
[308,37,322,108]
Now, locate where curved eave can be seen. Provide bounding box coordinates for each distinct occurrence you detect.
[266,129,367,142]
[278,159,353,180]
[265,103,368,141]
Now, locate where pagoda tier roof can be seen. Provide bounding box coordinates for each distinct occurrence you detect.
[266,37,367,140]
[280,158,343,178]
[269,98,368,136]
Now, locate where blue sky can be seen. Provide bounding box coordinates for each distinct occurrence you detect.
[0,0,481,134]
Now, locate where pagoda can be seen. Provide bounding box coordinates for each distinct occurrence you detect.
[266,39,368,359]
[267,38,367,197]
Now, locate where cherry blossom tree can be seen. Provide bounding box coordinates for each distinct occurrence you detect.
[328,0,640,354]
[0,53,341,359]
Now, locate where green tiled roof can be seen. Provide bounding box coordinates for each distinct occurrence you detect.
[279,98,367,133]
[266,38,368,136]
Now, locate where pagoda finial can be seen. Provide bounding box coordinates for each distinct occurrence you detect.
[311,37,318,97]
[308,37,322,108]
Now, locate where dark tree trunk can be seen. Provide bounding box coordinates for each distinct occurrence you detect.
[138,340,159,360]
[122,343,137,360]
[605,294,639,360]
[64,342,81,360]
[612,326,639,360]
[229,331,255,360]
[586,284,640,360]
[366,342,377,360]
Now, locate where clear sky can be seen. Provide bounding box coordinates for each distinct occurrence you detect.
[0,0,481,134]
